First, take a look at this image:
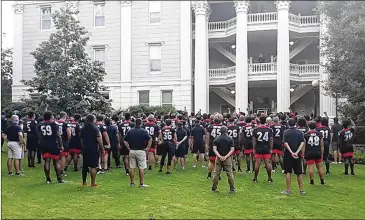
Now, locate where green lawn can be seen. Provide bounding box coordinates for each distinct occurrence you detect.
[2,151,365,219]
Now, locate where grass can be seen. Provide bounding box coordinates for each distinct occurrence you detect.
[2,150,365,219]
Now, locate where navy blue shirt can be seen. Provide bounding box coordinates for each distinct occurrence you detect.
[1,118,7,133]
[4,124,22,141]
[106,125,118,147]
[123,127,151,150]
[191,125,205,143]
[81,123,100,154]
[283,127,305,157]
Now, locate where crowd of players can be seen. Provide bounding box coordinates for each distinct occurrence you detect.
[2,109,357,192]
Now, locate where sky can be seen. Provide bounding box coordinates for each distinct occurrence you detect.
[1,1,14,49]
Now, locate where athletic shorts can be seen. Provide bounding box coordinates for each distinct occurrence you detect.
[272,149,283,155]
[83,152,99,168]
[283,156,303,175]
[343,152,354,158]
[120,145,130,156]
[306,158,323,165]
[148,148,155,153]
[69,148,81,154]
[254,153,271,159]
[129,150,147,169]
[42,152,60,160]
[192,141,205,154]
[331,142,338,152]
[209,156,216,163]
[60,151,69,157]
[26,138,38,151]
[175,144,185,158]
[42,144,60,159]
[244,143,253,154]
[234,149,241,155]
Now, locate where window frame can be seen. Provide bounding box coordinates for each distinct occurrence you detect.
[93,1,106,28]
[161,90,173,108]
[149,44,162,74]
[149,1,161,24]
[138,90,150,107]
[93,46,106,67]
[40,5,52,31]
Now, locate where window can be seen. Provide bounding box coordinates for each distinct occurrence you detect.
[101,91,110,100]
[149,1,161,23]
[161,91,172,107]
[93,2,105,27]
[40,6,52,30]
[93,47,105,67]
[149,45,161,72]
[139,91,150,107]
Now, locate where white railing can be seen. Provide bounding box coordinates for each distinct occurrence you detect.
[249,63,277,74]
[290,64,320,74]
[209,66,236,78]
[289,13,319,26]
[208,63,319,79]
[248,12,278,24]
[208,17,236,32]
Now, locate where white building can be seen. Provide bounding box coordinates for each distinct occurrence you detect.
[11,1,336,117]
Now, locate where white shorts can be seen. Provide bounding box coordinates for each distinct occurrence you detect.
[8,141,22,159]
[129,150,147,169]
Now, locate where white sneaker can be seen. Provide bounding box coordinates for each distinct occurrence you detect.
[202,165,206,168]
[338,162,342,164]
[192,165,196,168]
[333,162,338,164]
[281,170,285,174]
[272,170,276,173]
[139,184,149,188]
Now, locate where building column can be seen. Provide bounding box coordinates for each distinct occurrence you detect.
[120,1,132,109]
[180,1,193,113]
[275,1,291,113]
[319,13,336,118]
[192,1,210,114]
[234,1,249,114]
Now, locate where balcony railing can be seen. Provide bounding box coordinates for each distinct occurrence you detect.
[209,63,320,79]
[290,64,320,75]
[200,13,319,32]
[289,13,319,26]
[248,12,278,24]
[209,66,236,78]
[249,63,277,74]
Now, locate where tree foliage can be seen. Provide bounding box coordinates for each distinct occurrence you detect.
[21,7,113,116]
[1,48,13,109]
[319,1,365,124]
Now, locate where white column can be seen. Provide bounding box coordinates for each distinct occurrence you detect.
[234,1,249,114]
[275,1,291,113]
[120,1,132,109]
[192,1,210,113]
[319,13,336,118]
[180,1,193,113]
[12,4,24,86]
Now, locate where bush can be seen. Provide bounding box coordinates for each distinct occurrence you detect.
[127,105,178,117]
[354,152,365,165]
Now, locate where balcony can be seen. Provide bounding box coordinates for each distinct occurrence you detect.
[193,13,320,38]
[208,63,320,85]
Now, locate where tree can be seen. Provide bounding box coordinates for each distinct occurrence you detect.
[1,48,13,109]
[21,7,112,115]
[319,1,365,124]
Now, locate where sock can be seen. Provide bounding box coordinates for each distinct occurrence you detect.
[207,172,211,178]
[310,179,314,184]
[350,164,354,174]
[325,161,330,173]
[320,179,324,185]
[148,166,152,170]
[126,169,129,174]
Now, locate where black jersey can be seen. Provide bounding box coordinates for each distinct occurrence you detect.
[339,128,355,154]
[24,118,38,140]
[57,120,71,142]
[38,120,60,148]
[316,126,331,147]
[304,130,323,159]
[143,122,160,143]
[97,123,108,146]
[69,122,81,148]
[253,125,273,154]
[227,124,240,149]
[243,123,254,144]
[270,123,286,146]
[161,126,176,144]
[297,125,309,134]
[118,120,132,137]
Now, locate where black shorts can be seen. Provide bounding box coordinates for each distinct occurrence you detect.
[192,141,205,154]
[273,143,283,151]
[305,151,321,161]
[175,144,185,158]
[62,141,69,152]
[244,142,253,150]
[120,145,129,156]
[283,155,303,175]
[41,145,60,157]
[83,152,99,168]
[156,143,165,156]
[184,143,189,155]
[208,147,215,157]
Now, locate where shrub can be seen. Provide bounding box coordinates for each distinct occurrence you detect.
[354,152,365,165]
[127,105,178,117]
[354,126,365,145]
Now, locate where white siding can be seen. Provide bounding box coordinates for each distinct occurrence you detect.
[131,1,181,80]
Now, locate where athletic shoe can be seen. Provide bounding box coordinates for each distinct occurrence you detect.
[246,170,251,173]
[91,184,98,187]
[82,182,87,186]
[97,170,105,174]
[344,172,349,176]
[299,190,306,195]
[74,168,78,172]
[230,189,236,193]
[268,178,273,183]
[272,170,276,173]
[126,172,129,176]
[281,170,285,174]
[192,165,196,168]
[57,180,66,183]
[310,179,314,185]
[8,172,14,176]
[201,165,206,168]
[15,173,25,176]
[166,172,171,175]
[281,190,291,195]
[130,183,135,187]
[332,162,338,164]
[211,187,218,192]
[338,162,342,164]
[253,178,258,183]
[351,172,355,176]
[326,172,330,176]
[139,184,149,188]
[238,168,243,172]
[46,180,52,184]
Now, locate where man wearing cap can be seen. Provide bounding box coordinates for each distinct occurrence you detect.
[2,115,26,176]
